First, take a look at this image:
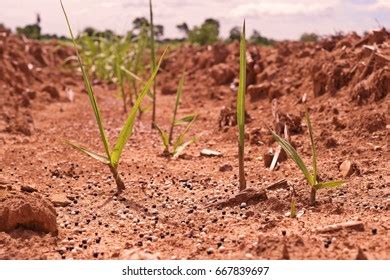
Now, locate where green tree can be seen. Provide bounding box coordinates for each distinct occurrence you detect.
[176,22,189,37]
[250,30,274,46]
[300,32,318,42]
[228,26,241,42]
[154,24,164,40]
[83,26,97,36]
[132,17,163,40]
[188,18,220,45]
[133,17,149,31]
[16,24,41,39]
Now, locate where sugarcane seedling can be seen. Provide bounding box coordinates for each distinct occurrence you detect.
[271,110,346,205]
[237,21,246,191]
[61,0,166,194]
[156,73,197,158]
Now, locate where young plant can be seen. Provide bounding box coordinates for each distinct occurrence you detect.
[271,110,346,205]
[60,0,165,194]
[149,0,157,128]
[156,74,197,158]
[127,25,148,109]
[237,21,246,191]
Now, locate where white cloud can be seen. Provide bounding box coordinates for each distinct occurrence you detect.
[99,2,117,8]
[370,0,390,9]
[230,0,341,17]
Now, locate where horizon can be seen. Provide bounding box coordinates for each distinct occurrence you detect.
[1,0,390,40]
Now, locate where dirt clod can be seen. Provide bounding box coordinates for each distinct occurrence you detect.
[207,188,267,208]
[0,191,57,234]
[50,193,71,207]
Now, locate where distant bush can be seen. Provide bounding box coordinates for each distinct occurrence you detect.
[300,32,319,42]
[131,17,164,40]
[188,18,220,45]
[227,26,241,42]
[16,24,41,39]
[250,30,275,46]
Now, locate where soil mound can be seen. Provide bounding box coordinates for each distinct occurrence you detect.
[0,189,58,235]
[0,25,75,136]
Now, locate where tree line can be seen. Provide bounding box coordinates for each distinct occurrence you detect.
[14,14,319,45]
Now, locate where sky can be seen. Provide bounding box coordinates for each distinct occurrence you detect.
[1,0,390,40]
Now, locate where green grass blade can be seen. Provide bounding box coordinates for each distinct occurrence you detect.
[314,180,346,190]
[155,125,169,150]
[172,117,196,152]
[60,0,111,159]
[66,141,110,164]
[237,21,246,190]
[110,49,167,167]
[169,74,185,143]
[149,0,157,126]
[174,114,197,126]
[120,66,144,82]
[173,138,196,159]
[305,110,317,184]
[271,131,314,186]
[115,52,126,112]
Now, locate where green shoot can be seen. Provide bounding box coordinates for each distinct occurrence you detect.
[156,73,197,158]
[169,74,185,143]
[77,33,133,112]
[128,24,149,112]
[290,186,297,218]
[114,47,126,113]
[61,0,165,194]
[237,21,246,191]
[61,1,111,160]
[271,110,346,205]
[290,197,297,218]
[149,0,157,128]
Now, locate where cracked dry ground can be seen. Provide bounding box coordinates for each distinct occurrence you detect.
[0,31,389,260]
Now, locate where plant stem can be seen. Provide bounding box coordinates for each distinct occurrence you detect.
[238,144,246,191]
[109,165,125,194]
[149,0,157,129]
[121,85,127,113]
[237,21,246,191]
[310,187,316,206]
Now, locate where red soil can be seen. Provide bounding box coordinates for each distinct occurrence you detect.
[0,26,388,260]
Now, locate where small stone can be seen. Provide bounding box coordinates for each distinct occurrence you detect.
[297,208,305,218]
[316,221,365,233]
[339,160,354,177]
[240,202,247,209]
[20,185,37,193]
[245,253,253,259]
[200,148,222,157]
[219,164,233,172]
[206,247,214,255]
[50,193,71,207]
[218,246,226,253]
